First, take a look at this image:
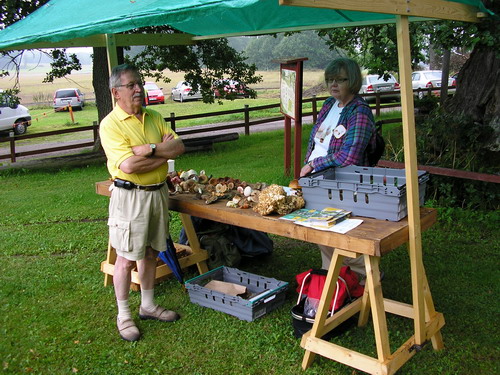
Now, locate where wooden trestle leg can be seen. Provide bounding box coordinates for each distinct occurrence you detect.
[103,239,116,287]
[100,213,209,290]
[301,250,345,369]
[300,248,444,375]
[179,213,209,275]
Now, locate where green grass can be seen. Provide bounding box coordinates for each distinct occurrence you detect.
[1,130,498,375]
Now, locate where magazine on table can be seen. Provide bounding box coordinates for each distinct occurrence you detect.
[280,207,362,233]
[279,208,319,222]
[305,207,352,228]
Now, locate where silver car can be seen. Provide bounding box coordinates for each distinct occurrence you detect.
[53,88,85,111]
[360,74,400,102]
[411,70,454,99]
[171,81,202,102]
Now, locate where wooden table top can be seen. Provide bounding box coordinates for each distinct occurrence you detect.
[96,180,437,257]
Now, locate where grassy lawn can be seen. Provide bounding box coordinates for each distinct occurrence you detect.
[0,128,498,374]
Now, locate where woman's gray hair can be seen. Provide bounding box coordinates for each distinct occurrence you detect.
[109,63,140,89]
[324,58,362,94]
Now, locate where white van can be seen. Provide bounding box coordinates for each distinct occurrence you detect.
[0,91,31,135]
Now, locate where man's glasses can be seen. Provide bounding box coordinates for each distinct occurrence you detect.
[325,77,349,85]
[117,81,144,90]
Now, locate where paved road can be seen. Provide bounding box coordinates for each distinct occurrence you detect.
[1,106,398,168]
[0,115,316,167]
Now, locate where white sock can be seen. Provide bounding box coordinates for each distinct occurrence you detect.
[117,299,132,321]
[140,289,156,312]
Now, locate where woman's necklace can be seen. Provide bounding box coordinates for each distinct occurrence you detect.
[317,126,333,143]
[316,101,342,143]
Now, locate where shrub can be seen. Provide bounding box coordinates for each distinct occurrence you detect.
[416,111,499,209]
[32,91,53,105]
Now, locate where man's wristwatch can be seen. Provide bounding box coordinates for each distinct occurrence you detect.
[307,161,313,168]
[149,143,156,157]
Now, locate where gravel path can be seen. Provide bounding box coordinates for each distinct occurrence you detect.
[0,115,316,169]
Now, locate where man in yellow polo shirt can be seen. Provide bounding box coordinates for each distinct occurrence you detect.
[100,63,185,342]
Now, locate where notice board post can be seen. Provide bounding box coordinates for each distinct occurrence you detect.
[275,58,307,178]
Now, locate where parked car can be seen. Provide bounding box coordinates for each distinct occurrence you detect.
[451,73,458,87]
[213,79,249,98]
[143,82,165,105]
[0,90,31,135]
[171,81,202,102]
[411,70,454,99]
[53,88,85,111]
[360,74,400,102]
[449,73,458,95]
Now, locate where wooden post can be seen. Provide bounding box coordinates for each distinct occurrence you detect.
[105,33,119,107]
[93,121,98,143]
[294,117,302,179]
[68,104,75,124]
[375,94,381,116]
[284,116,291,175]
[244,104,250,135]
[9,131,15,163]
[396,15,428,346]
[293,59,304,179]
[170,112,176,131]
[274,57,308,178]
[312,94,318,124]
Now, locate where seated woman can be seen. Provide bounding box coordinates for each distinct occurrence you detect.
[299,57,377,280]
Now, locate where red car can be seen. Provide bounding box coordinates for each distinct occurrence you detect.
[143,82,165,105]
[213,79,249,98]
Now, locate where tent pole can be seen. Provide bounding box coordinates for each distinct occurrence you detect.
[105,34,119,72]
[395,15,425,345]
[105,34,119,106]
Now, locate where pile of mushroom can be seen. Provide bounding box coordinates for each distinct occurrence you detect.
[252,184,305,216]
[167,169,304,215]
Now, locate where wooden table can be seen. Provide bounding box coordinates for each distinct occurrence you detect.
[96,180,444,374]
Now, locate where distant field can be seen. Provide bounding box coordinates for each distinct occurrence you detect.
[2,64,327,106]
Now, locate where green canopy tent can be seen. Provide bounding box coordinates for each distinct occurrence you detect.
[0,1,495,373]
[0,0,491,51]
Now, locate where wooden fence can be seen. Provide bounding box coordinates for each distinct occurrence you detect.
[0,91,402,162]
[0,94,334,163]
[0,124,100,163]
[1,89,497,184]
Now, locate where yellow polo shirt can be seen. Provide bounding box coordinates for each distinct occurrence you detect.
[100,104,179,185]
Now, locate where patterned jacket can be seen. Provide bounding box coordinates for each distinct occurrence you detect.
[304,95,376,171]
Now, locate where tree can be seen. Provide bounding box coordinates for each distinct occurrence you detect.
[1,5,262,154]
[1,0,51,100]
[243,31,336,70]
[1,0,83,105]
[318,0,499,153]
[125,27,261,104]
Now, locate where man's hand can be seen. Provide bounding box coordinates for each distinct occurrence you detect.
[131,133,183,159]
[162,133,175,143]
[156,134,185,159]
[132,143,154,157]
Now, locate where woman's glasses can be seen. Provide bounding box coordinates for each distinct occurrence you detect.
[325,77,349,85]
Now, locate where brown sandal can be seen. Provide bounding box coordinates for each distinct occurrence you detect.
[139,306,180,322]
[117,317,140,341]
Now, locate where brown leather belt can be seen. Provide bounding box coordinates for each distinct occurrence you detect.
[113,178,166,191]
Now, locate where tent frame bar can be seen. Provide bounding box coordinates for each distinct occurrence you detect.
[280,0,483,22]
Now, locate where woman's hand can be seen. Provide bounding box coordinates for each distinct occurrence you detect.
[300,163,314,177]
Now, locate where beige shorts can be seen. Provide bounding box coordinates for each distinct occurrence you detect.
[107,184,169,261]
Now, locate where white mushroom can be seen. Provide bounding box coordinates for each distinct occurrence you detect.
[244,186,253,197]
